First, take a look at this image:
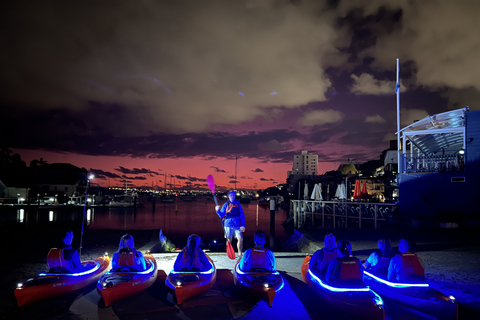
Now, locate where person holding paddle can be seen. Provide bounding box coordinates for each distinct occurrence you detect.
[215,191,246,258]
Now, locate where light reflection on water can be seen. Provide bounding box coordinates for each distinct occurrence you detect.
[1,199,291,250]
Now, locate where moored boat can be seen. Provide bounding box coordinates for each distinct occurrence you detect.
[165,254,216,304]
[97,254,158,306]
[15,254,111,306]
[301,255,384,320]
[363,270,458,319]
[233,259,284,307]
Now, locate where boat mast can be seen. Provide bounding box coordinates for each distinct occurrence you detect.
[235,155,237,191]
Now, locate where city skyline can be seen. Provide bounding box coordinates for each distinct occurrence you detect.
[2,1,479,190]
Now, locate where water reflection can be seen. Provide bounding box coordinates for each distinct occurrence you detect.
[2,200,291,250]
[86,209,92,226]
[17,209,25,223]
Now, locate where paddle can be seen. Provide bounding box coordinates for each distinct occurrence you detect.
[206,175,236,260]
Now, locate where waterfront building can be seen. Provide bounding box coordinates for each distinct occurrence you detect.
[397,107,480,226]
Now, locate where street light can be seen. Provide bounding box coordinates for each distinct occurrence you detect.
[79,174,94,257]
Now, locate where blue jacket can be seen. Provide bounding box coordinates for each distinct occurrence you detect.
[217,200,246,228]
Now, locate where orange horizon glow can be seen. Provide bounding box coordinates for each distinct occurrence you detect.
[13,148,340,191]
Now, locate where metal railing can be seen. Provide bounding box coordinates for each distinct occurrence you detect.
[290,200,397,229]
[402,154,464,173]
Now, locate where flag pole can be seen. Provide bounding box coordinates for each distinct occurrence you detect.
[396,58,401,174]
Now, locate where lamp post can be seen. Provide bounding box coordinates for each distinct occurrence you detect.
[79,174,94,257]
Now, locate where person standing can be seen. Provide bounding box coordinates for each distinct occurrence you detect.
[215,190,246,258]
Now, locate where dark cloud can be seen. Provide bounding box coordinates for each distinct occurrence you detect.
[210,166,227,173]
[115,166,160,175]
[1,0,479,186]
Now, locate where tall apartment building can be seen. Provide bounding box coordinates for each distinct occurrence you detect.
[289,150,318,175]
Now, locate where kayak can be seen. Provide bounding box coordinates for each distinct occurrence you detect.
[233,259,284,307]
[97,254,158,306]
[15,254,111,306]
[165,254,216,304]
[363,270,458,319]
[301,255,384,320]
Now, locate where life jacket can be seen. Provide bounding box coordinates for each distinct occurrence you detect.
[225,202,241,218]
[318,250,339,272]
[370,251,391,274]
[178,249,203,270]
[401,253,425,277]
[117,251,136,267]
[47,248,72,270]
[336,257,362,282]
[246,248,272,271]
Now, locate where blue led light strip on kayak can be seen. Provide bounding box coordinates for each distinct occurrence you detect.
[170,264,215,275]
[235,264,284,292]
[106,259,156,275]
[235,263,280,275]
[308,269,383,305]
[39,261,101,277]
[308,269,370,292]
[364,271,429,288]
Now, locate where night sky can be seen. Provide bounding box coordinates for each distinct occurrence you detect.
[1,0,479,190]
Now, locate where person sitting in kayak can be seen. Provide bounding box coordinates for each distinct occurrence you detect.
[325,240,364,286]
[363,238,393,276]
[47,229,83,272]
[111,234,146,272]
[310,233,339,279]
[239,230,276,272]
[174,234,212,271]
[388,239,425,282]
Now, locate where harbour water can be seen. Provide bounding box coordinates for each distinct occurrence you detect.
[0,197,292,250]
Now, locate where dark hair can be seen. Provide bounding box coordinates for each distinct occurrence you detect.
[185,234,201,269]
[378,238,393,257]
[62,229,73,239]
[254,230,266,246]
[337,240,352,257]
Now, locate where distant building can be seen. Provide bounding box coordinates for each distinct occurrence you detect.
[287,150,318,194]
[288,150,318,176]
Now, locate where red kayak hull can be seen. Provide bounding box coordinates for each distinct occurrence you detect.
[15,255,111,307]
[363,271,458,319]
[165,254,216,304]
[301,255,384,320]
[233,260,284,307]
[97,254,158,306]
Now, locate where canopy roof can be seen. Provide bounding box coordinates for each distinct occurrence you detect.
[399,107,466,155]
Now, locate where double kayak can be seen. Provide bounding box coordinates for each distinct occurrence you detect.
[165,254,216,304]
[97,254,158,306]
[15,254,111,306]
[301,255,385,320]
[233,260,284,307]
[363,270,458,319]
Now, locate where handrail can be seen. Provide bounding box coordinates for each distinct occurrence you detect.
[291,200,397,229]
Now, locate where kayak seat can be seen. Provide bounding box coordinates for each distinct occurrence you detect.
[179,267,201,272]
[335,278,366,288]
[112,266,139,273]
[247,267,271,273]
[48,267,71,274]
